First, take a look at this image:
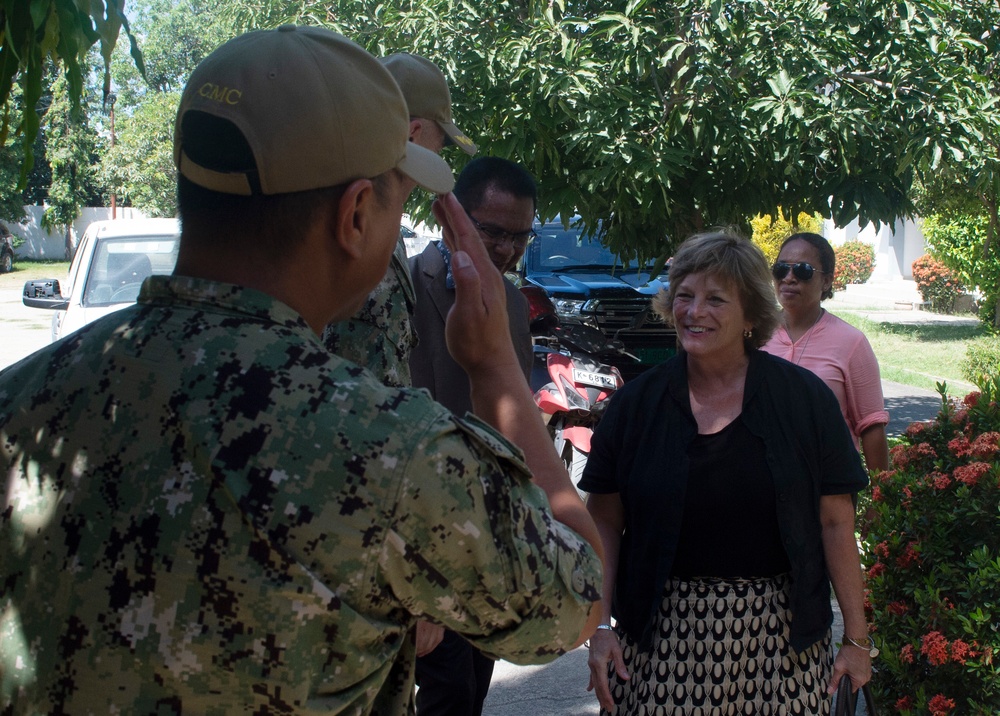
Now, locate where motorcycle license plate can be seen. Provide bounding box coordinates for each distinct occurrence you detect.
[573,368,617,390]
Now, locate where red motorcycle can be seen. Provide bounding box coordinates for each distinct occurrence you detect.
[520,286,632,487]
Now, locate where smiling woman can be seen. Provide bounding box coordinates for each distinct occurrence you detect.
[581,231,873,716]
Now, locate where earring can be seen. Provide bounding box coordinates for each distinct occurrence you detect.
[743,328,753,339]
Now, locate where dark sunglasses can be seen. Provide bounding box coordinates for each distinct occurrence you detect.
[771,261,824,281]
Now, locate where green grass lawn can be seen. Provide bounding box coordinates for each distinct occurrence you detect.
[0,259,70,291]
[831,309,985,396]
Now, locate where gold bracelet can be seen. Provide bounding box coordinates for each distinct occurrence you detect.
[843,633,879,658]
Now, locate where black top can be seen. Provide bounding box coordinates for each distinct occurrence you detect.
[670,417,790,579]
[578,349,869,652]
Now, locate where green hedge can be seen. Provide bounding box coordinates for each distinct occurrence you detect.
[963,337,1000,389]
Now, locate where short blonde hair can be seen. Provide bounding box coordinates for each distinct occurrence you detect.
[652,230,780,350]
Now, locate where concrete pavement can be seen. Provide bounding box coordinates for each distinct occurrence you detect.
[0,284,54,371]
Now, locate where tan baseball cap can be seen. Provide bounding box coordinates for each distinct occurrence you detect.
[381,53,478,156]
[174,26,454,196]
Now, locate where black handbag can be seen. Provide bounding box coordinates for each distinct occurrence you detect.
[834,675,877,716]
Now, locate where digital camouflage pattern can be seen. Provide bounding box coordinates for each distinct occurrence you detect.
[323,235,416,388]
[0,276,601,715]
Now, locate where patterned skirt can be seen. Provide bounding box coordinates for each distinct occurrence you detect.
[603,574,832,716]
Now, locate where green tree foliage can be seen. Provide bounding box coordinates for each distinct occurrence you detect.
[0,0,143,186]
[98,91,181,217]
[907,0,1000,327]
[0,82,56,222]
[921,214,1000,323]
[94,0,228,216]
[41,72,100,239]
[221,0,996,267]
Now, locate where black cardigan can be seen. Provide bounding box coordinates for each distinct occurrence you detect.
[579,349,869,652]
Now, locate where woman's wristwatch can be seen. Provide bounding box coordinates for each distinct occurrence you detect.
[843,633,879,658]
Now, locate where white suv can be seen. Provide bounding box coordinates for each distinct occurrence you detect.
[22,218,180,342]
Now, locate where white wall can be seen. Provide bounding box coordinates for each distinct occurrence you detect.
[823,216,926,280]
[11,206,151,260]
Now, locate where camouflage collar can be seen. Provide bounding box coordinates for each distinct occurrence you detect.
[139,275,313,332]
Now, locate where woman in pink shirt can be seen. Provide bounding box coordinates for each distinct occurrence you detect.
[763,232,890,472]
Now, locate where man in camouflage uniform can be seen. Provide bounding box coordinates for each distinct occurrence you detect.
[322,53,477,388]
[0,27,603,715]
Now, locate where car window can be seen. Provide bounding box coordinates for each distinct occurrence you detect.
[83,236,180,306]
[530,222,654,272]
[60,233,92,299]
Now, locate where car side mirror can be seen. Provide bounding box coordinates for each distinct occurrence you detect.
[23,279,69,310]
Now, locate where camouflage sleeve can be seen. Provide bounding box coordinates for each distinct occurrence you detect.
[377,411,602,664]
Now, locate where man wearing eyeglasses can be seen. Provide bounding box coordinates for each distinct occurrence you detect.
[408,156,538,716]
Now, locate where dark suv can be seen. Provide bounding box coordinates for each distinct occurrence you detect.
[520,216,676,379]
[0,223,14,273]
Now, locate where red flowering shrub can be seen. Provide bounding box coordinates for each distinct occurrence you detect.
[928,694,957,715]
[832,240,875,290]
[862,379,1000,714]
[911,254,965,314]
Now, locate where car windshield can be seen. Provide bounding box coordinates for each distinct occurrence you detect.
[83,236,180,306]
[531,222,655,272]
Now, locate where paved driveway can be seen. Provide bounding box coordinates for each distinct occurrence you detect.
[1,284,53,371]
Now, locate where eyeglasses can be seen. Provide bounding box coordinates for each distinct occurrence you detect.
[469,216,537,249]
[771,261,825,282]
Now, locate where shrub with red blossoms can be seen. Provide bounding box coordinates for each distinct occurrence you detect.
[921,631,950,667]
[928,694,957,715]
[888,601,910,617]
[861,380,1000,714]
[911,253,965,314]
[896,542,922,569]
[947,436,972,458]
[964,392,982,408]
[930,472,951,490]
[970,432,1000,458]
[953,462,991,488]
[950,640,971,665]
[906,421,930,439]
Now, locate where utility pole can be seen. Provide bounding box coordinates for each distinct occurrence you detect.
[109,93,117,219]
